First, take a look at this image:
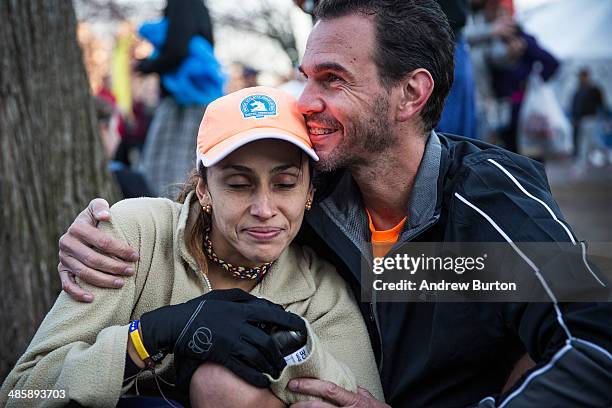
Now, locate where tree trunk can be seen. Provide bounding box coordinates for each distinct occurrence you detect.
[0,0,119,378]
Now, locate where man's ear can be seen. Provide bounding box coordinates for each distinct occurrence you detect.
[195,179,210,206]
[394,68,434,123]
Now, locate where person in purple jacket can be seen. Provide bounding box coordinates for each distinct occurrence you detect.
[491,29,559,154]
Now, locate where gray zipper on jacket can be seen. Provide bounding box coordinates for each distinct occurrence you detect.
[315,131,443,374]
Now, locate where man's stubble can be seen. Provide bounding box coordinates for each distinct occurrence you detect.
[315,93,398,172]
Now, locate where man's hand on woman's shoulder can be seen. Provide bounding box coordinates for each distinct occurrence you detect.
[58,198,139,302]
[288,379,390,408]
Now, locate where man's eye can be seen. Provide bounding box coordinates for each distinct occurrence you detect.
[228,183,251,189]
[327,74,341,82]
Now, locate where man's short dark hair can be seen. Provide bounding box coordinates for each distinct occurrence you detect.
[314,0,455,133]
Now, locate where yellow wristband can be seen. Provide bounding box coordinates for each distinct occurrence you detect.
[129,320,150,361]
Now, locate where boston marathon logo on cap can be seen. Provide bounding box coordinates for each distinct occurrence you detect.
[240,94,277,119]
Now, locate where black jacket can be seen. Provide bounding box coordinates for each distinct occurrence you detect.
[299,133,611,407]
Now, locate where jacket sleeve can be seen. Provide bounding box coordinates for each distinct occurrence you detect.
[522,32,559,81]
[451,154,612,408]
[268,247,384,405]
[0,200,150,408]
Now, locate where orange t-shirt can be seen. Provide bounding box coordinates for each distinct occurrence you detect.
[366,209,407,258]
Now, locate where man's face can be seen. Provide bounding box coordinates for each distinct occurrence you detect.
[579,71,590,86]
[298,14,398,171]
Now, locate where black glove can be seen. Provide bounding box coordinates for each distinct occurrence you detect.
[139,288,306,387]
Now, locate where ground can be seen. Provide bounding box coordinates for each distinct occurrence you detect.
[547,158,612,242]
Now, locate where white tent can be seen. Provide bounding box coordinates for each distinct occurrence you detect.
[518,0,612,60]
[518,0,612,110]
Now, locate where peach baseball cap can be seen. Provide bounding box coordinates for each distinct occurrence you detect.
[196,86,318,168]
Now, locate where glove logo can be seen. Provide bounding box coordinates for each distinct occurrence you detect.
[189,326,212,354]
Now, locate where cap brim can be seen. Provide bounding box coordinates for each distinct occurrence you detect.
[197,127,319,168]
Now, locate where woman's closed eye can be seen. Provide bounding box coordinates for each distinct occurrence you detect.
[226,175,252,189]
[275,183,297,189]
[274,174,299,189]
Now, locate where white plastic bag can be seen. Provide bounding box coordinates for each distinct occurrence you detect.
[518,67,573,157]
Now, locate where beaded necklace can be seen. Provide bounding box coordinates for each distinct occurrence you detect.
[203,226,274,282]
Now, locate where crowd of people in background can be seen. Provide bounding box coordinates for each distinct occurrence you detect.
[92,0,610,201]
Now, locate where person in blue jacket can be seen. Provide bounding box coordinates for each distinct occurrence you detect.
[135,0,225,198]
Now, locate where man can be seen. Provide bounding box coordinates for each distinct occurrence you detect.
[435,0,477,138]
[571,68,606,158]
[58,1,611,407]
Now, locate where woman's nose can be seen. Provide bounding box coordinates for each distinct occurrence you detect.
[250,192,275,220]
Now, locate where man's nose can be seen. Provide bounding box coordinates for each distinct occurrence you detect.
[297,82,324,115]
[250,191,275,220]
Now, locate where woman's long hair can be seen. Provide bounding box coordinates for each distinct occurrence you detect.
[177,166,210,275]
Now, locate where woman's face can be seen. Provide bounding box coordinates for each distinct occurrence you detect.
[197,139,314,267]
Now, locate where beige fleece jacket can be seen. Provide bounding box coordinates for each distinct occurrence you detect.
[1,196,383,407]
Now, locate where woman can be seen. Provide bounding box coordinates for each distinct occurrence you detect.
[1,87,383,407]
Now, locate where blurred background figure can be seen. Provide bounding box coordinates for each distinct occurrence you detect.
[465,0,520,144]
[112,93,154,171]
[112,23,136,118]
[94,95,153,198]
[571,68,607,159]
[135,0,225,198]
[93,29,155,199]
[435,0,477,139]
[468,0,559,154]
[95,75,129,154]
[278,65,307,98]
[94,95,122,162]
[97,75,119,109]
[242,65,260,87]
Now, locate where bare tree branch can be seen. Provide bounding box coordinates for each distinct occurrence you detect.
[213,1,299,65]
[74,0,135,22]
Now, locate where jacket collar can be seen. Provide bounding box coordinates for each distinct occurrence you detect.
[176,193,315,305]
[397,130,442,241]
[308,130,443,260]
[251,245,316,305]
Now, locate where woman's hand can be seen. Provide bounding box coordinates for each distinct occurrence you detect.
[58,198,139,302]
[140,289,306,387]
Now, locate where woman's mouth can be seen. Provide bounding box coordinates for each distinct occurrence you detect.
[244,227,283,240]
